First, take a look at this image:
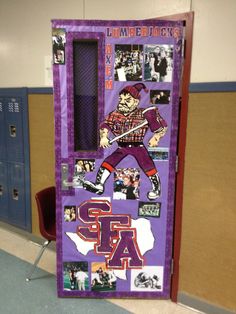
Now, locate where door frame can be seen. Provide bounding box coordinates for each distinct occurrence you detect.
[157,12,194,302]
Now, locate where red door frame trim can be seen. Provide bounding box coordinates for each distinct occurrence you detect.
[158,11,194,302]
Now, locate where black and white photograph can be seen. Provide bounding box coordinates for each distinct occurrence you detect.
[114,44,143,81]
[138,202,161,218]
[52,28,66,64]
[113,168,140,200]
[131,266,163,292]
[150,89,171,105]
[73,159,95,187]
[148,147,169,161]
[144,45,173,82]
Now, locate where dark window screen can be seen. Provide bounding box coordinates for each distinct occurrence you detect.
[73,41,98,151]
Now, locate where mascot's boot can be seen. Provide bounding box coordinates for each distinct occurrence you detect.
[83,167,110,195]
[147,174,161,200]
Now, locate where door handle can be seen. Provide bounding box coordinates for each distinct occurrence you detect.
[12,188,19,200]
[9,125,16,137]
[61,163,84,189]
[61,163,69,190]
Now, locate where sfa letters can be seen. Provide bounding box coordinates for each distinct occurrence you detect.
[77,200,144,269]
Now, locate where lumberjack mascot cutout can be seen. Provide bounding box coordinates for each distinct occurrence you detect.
[83,83,167,200]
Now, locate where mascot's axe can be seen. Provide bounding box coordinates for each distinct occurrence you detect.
[108,119,148,145]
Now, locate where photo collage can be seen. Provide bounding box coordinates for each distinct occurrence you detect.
[114,44,171,165]
[63,41,172,292]
[114,44,173,84]
[57,19,184,297]
[63,261,163,292]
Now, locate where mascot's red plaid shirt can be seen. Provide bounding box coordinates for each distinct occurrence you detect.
[101,107,167,143]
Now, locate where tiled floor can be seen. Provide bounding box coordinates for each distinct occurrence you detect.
[0,226,204,314]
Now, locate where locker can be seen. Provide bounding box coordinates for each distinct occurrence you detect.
[0,161,9,220]
[5,97,24,163]
[7,162,26,228]
[0,88,31,232]
[0,98,6,160]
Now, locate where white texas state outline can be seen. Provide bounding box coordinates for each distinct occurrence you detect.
[66,218,155,280]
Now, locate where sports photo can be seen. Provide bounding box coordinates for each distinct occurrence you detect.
[131,266,163,292]
[52,28,66,64]
[64,206,76,222]
[72,159,95,188]
[91,262,117,292]
[150,90,171,105]
[114,44,143,81]
[138,202,161,218]
[144,44,173,82]
[148,147,169,161]
[63,262,89,291]
[113,168,140,200]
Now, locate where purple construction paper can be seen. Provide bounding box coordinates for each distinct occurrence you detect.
[53,18,184,299]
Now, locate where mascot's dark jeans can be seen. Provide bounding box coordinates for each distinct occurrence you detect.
[102,145,157,176]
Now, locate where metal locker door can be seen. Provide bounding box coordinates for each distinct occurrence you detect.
[7,162,26,229]
[5,97,24,163]
[0,88,31,231]
[0,98,6,160]
[0,161,9,220]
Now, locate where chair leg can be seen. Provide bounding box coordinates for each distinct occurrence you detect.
[26,240,51,282]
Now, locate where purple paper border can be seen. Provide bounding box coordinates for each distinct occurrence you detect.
[53,64,63,295]
[162,39,183,297]
[52,18,183,28]
[66,32,105,160]
[53,18,184,299]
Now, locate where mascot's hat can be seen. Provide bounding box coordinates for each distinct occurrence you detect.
[120,83,148,99]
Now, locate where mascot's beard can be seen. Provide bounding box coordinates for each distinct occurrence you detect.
[117,103,138,114]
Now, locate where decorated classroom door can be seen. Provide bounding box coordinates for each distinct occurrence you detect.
[52,18,184,298]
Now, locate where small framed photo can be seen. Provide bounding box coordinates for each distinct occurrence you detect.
[73,159,95,188]
[91,262,117,292]
[52,28,66,64]
[63,262,89,291]
[138,201,161,218]
[114,45,143,81]
[131,266,163,291]
[113,168,140,200]
[148,147,169,161]
[144,44,173,82]
[150,90,170,105]
[64,205,76,222]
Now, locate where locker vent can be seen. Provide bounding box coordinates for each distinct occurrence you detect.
[8,103,14,112]
[14,103,19,112]
[8,101,20,113]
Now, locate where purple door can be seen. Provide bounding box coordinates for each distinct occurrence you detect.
[52,18,184,298]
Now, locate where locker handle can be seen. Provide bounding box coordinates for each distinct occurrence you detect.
[0,185,3,196]
[9,125,16,137]
[12,188,19,200]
